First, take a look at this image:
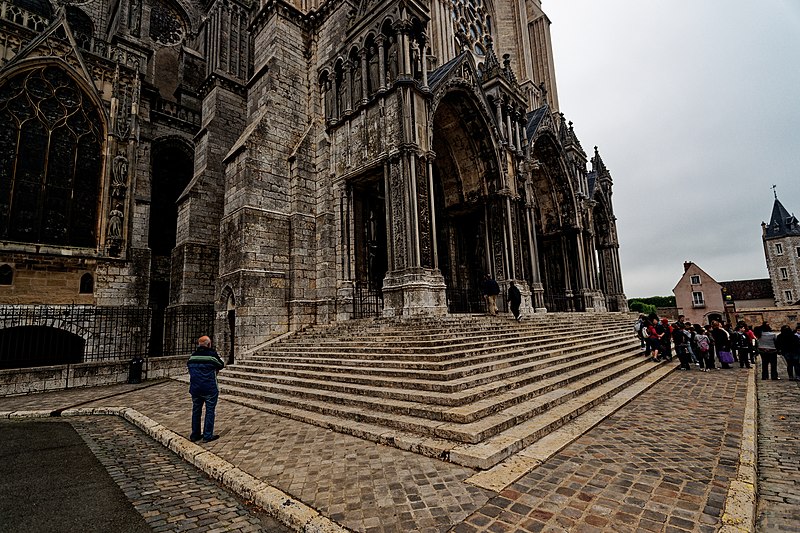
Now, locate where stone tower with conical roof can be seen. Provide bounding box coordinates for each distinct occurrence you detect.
[762,194,800,306]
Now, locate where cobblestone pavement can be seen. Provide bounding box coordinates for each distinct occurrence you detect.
[456,367,750,533]
[1,380,493,533]
[1,369,756,533]
[69,415,290,532]
[756,357,800,533]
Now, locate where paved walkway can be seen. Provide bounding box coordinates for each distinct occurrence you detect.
[0,365,763,532]
[0,415,289,533]
[756,357,800,532]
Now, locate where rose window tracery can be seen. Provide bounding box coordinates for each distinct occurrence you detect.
[452,0,492,56]
[149,0,186,46]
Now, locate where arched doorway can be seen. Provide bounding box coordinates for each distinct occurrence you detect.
[351,172,387,318]
[528,134,580,311]
[148,137,193,355]
[431,90,500,313]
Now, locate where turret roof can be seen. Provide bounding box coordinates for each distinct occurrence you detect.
[764,197,800,239]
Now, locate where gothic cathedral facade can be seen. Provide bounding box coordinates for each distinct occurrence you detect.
[0,0,626,360]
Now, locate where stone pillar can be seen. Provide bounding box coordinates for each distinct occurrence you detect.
[377,35,387,91]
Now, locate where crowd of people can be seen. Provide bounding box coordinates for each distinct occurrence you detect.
[634,313,800,380]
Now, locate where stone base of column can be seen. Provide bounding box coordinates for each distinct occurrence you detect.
[530,282,547,313]
[581,289,608,312]
[336,280,355,322]
[381,268,448,317]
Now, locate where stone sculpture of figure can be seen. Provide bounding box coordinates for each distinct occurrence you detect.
[352,61,362,104]
[386,37,398,84]
[410,39,420,80]
[336,70,345,116]
[108,205,123,238]
[112,154,128,186]
[368,46,379,94]
[323,76,334,120]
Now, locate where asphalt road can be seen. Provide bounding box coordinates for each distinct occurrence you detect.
[0,419,150,533]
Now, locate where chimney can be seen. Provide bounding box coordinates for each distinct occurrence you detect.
[683,261,693,272]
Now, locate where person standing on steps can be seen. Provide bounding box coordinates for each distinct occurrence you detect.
[481,274,500,316]
[508,281,522,321]
[188,335,225,443]
[757,323,779,380]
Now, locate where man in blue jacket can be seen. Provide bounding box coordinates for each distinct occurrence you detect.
[188,335,225,443]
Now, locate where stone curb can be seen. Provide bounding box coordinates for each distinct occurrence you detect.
[719,368,757,533]
[0,408,351,533]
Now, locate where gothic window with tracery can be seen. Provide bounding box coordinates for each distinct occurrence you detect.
[452,0,493,56]
[149,0,186,46]
[0,66,103,248]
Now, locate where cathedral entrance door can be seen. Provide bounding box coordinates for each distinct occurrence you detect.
[436,205,488,313]
[352,178,387,318]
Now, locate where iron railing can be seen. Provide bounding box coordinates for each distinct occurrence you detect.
[544,294,587,313]
[162,304,215,357]
[353,284,383,319]
[0,304,151,369]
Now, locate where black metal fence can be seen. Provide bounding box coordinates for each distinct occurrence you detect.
[0,303,215,369]
[162,304,215,356]
[353,284,383,319]
[0,304,151,369]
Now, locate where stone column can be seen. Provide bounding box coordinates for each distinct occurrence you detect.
[377,35,387,91]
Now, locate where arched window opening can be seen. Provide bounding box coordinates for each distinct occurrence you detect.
[66,7,93,50]
[0,66,103,248]
[0,326,84,369]
[79,272,93,293]
[0,264,12,285]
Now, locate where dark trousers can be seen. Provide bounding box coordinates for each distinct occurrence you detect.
[761,352,779,380]
[676,347,692,370]
[191,391,219,441]
[783,354,800,379]
[738,348,752,368]
[511,302,521,319]
[702,351,715,369]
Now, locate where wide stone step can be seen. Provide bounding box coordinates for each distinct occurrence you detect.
[218,348,646,435]
[252,327,630,364]
[219,358,666,469]
[264,329,630,358]
[223,336,637,396]
[292,321,630,346]
[219,345,641,421]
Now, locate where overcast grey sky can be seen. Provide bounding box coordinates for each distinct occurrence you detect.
[544,0,800,298]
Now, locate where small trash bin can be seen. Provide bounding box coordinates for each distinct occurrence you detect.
[128,357,144,384]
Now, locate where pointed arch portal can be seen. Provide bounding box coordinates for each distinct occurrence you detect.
[431,90,499,312]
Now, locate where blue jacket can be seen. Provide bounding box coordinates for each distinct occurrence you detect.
[188,346,225,395]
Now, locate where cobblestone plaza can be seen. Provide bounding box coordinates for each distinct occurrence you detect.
[2,360,798,532]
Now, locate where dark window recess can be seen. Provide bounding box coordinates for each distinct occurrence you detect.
[0,66,103,248]
[0,264,12,285]
[79,273,93,293]
[0,325,84,369]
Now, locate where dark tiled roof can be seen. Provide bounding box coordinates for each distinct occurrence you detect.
[587,171,597,197]
[428,52,469,90]
[764,198,800,239]
[525,105,549,141]
[719,279,774,301]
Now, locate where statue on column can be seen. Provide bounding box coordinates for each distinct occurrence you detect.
[368,46,380,95]
[386,37,398,85]
[108,204,124,238]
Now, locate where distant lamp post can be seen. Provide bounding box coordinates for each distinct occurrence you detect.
[722,290,736,325]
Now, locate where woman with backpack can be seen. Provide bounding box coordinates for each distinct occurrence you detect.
[674,324,692,370]
[694,324,713,371]
[711,320,734,369]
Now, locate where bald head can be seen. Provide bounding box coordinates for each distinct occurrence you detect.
[198,336,211,348]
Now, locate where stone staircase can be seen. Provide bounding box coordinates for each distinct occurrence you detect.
[215,312,669,470]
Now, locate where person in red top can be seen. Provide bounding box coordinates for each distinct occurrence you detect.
[646,316,662,362]
[745,325,757,366]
